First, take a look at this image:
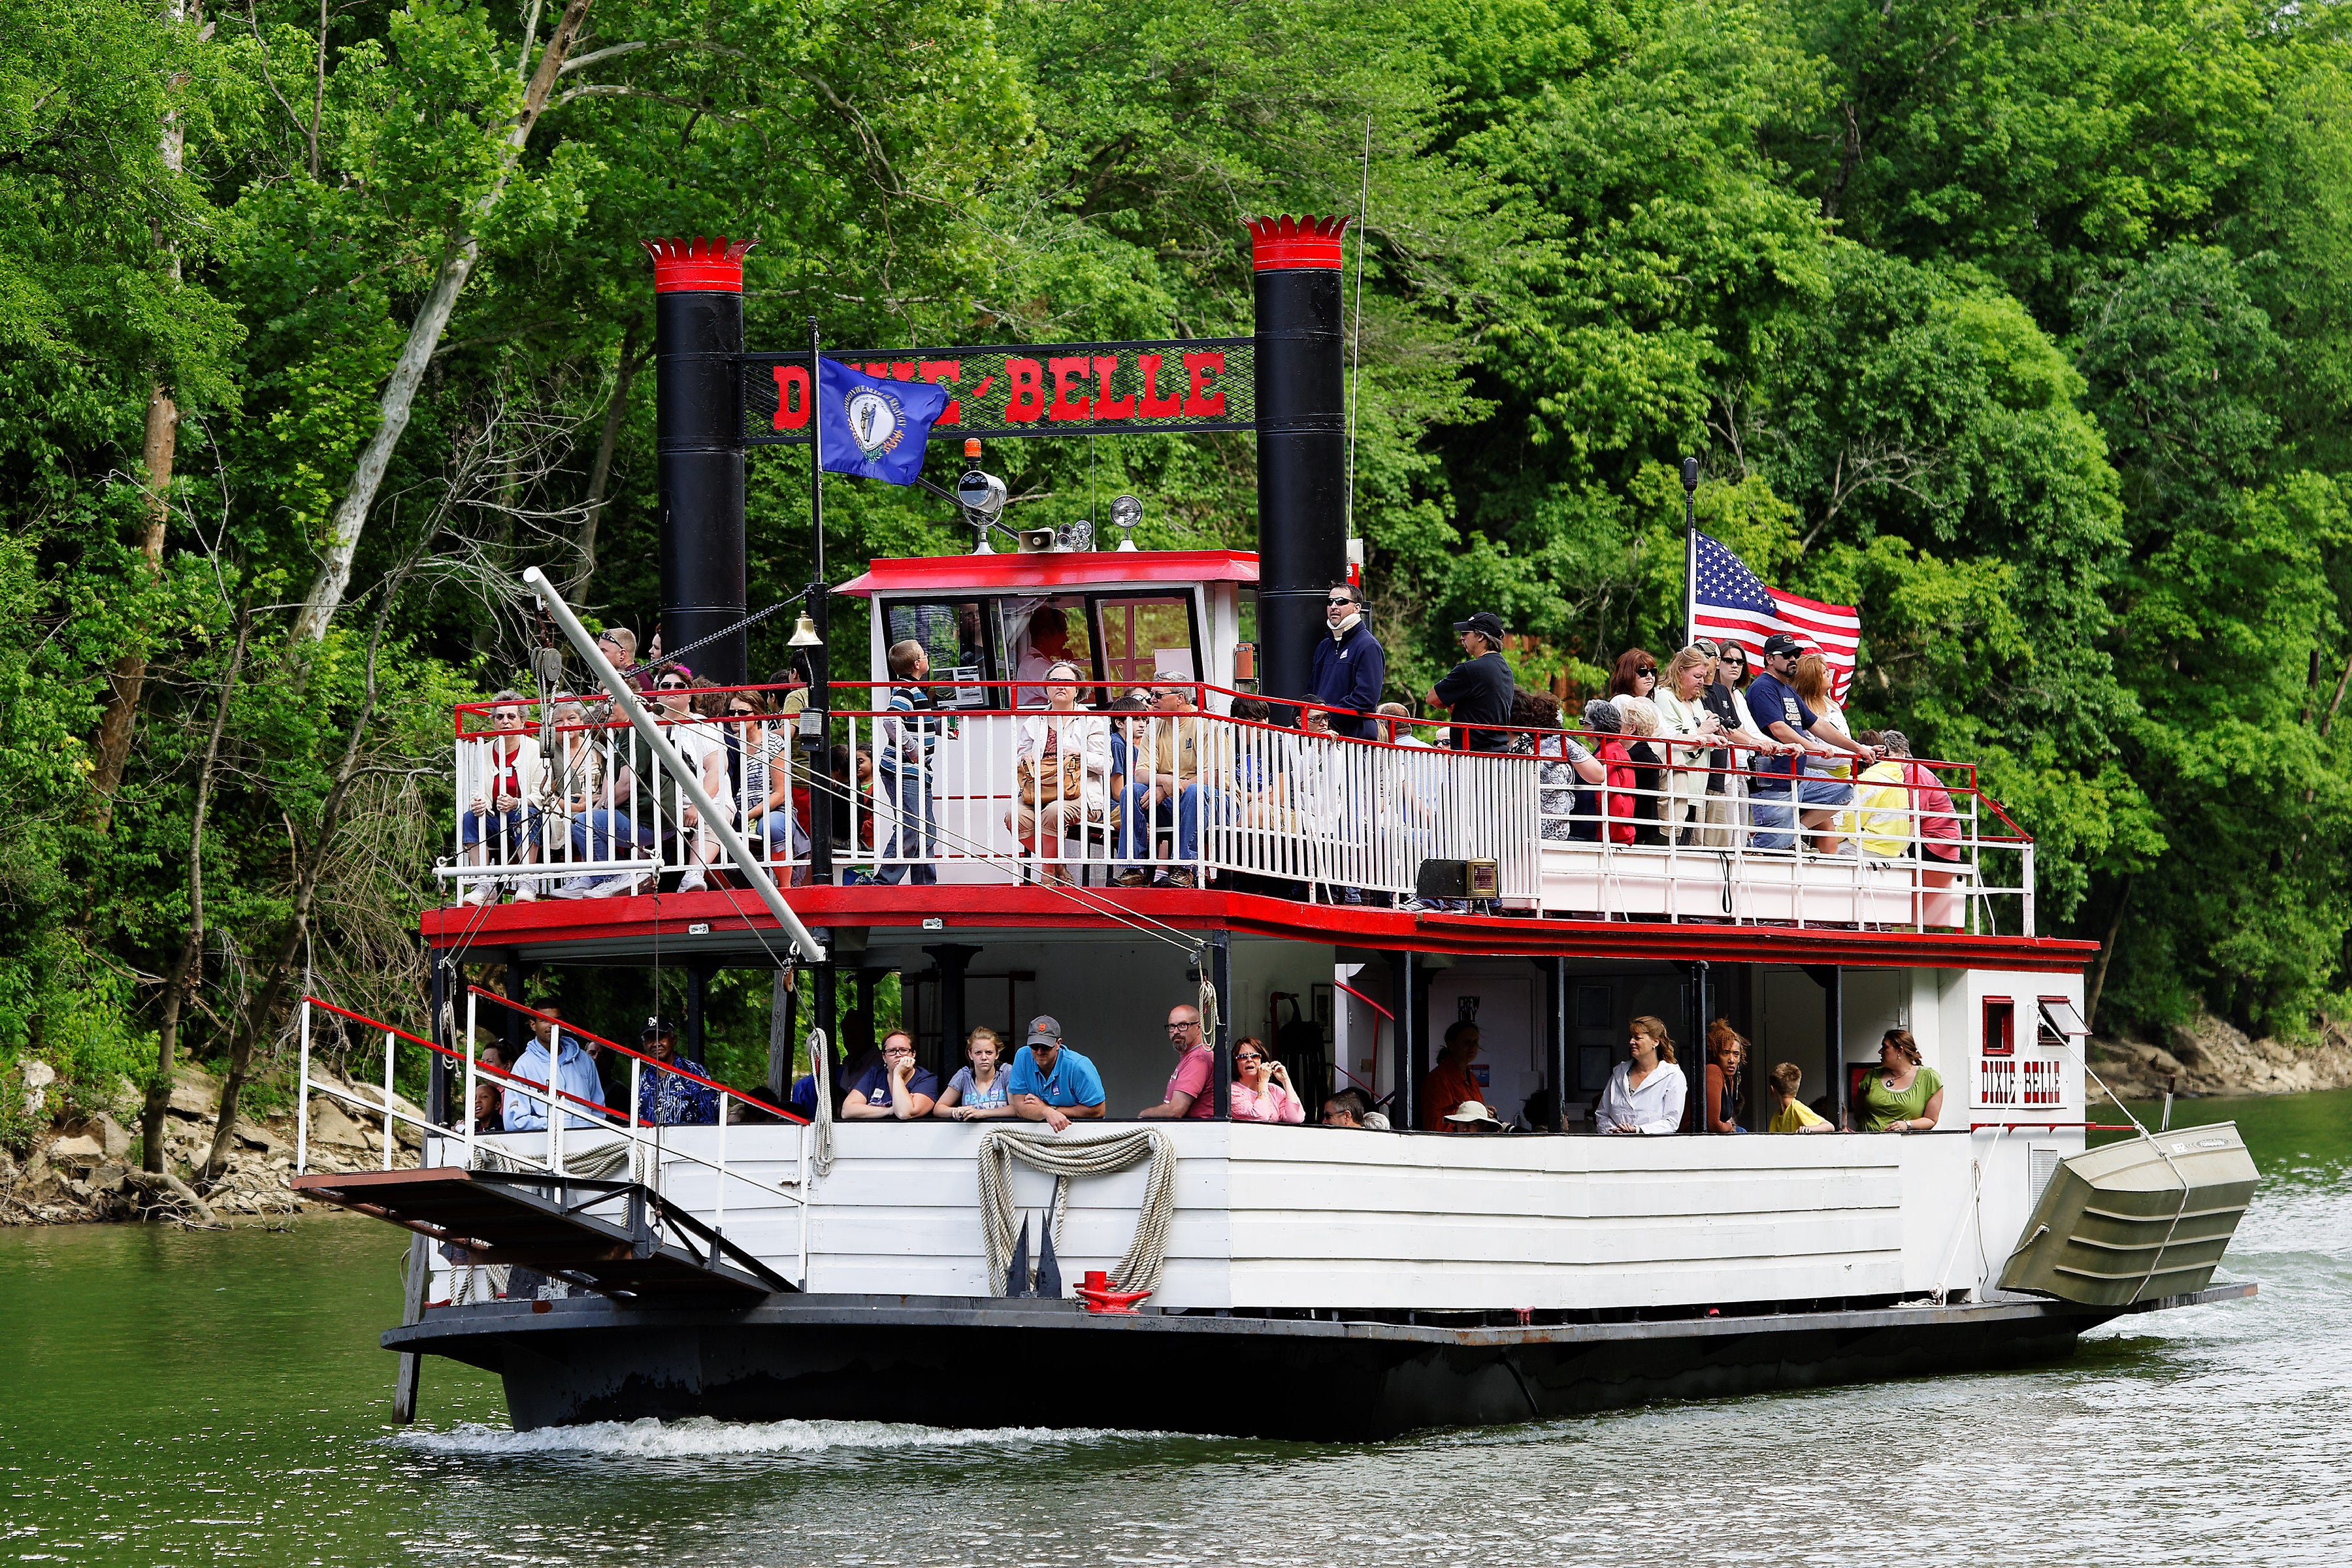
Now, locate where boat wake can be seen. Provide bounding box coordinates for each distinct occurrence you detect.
[389,1415,1179,1458]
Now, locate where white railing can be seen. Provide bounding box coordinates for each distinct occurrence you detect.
[442,683,2033,932]
[295,993,810,1245]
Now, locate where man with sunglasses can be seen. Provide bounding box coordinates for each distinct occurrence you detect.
[1309,581,1384,739]
[1744,633,1876,853]
[1137,1004,1214,1119]
[1005,1015,1105,1132]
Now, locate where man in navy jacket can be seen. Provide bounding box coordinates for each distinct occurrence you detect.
[1308,581,1386,738]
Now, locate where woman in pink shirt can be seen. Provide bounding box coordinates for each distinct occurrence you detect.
[1230,1036,1306,1124]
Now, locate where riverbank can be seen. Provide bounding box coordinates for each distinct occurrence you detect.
[2087,1010,2352,1104]
[2,1058,421,1228]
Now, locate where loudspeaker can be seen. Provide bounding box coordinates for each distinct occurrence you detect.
[1414,858,1499,900]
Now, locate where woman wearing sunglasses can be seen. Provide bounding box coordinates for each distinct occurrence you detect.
[1230,1036,1305,1124]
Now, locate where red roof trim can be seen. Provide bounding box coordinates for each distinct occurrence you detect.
[834,549,1259,596]
[422,887,2097,974]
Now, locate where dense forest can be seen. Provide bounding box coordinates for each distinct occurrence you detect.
[6,0,2350,1146]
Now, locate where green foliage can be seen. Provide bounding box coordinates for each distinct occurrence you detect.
[5,0,2352,1120]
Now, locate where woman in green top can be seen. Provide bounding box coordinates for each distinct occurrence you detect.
[1855,1029,1944,1132]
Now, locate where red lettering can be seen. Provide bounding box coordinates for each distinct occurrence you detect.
[890,361,919,381]
[919,359,962,425]
[772,365,811,431]
[1002,357,1046,423]
[864,361,892,378]
[1047,356,1092,422]
[1092,355,1135,420]
[1137,353,1182,417]
[1183,351,1227,417]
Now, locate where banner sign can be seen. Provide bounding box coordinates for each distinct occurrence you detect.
[744,338,1255,444]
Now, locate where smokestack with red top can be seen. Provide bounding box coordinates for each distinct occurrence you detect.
[643,237,755,685]
[1247,216,1350,713]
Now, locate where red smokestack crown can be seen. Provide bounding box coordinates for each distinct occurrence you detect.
[1245,215,1350,272]
[642,237,756,293]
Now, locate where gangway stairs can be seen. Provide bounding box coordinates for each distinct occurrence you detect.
[292,1167,794,1303]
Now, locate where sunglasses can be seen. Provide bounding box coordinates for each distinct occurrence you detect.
[728,706,755,717]
[658,680,689,691]
[1637,667,1658,678]
[1326,596,1354,607]
[1233,1053,1266,1064]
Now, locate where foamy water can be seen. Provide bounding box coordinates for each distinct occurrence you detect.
[393,1414,1182,1458]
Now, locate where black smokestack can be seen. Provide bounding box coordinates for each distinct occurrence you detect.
[1247,216,1350,711]
[644,237,753,685]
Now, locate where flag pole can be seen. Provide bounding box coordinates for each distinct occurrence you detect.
[806,317,833,886]
[1680,455,1701,646]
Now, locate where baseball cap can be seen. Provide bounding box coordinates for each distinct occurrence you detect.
[1025,1014,1063,1049]
[1761,632,1805,657]
[641,1015,676,1039]
[1452,611,1505,642]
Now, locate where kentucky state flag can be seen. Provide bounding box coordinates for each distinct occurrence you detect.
[817,357,949,485]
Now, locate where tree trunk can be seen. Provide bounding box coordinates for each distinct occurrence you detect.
[204,595,395,1178]
[289,0,595,647]
[90,384,179,823]
[574,320,642,591]
[143,603,251,1174]
[90,17,190,821]
[2083,874,2130,1034]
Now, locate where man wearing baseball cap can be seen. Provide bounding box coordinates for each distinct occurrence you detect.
[1005,1014,1106,1132]
[1744,632,1876,853]
[1424,610,1515,753]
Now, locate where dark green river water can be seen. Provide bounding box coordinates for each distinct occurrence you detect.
[4,1091,2345,1566]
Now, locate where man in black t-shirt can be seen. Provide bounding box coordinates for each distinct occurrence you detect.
[1426,612,1515,752]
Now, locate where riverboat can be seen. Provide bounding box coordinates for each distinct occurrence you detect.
[293,222,2257,1440]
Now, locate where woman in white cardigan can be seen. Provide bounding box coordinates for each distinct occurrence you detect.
[1595,1015,1689,1134]
[1004,661,1112,885]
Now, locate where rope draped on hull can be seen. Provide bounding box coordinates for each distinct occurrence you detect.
[977,1127,1177,1299]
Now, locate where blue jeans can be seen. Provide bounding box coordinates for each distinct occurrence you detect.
[569,808,655,865]
[1748,786,1797,851]
[1119,781,1214,867]
[873,765,937,885]
[461,805,534,860]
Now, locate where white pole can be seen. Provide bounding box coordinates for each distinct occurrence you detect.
[466,987,480,1152]
[463,1015,478,1170]
[715,1093,729,1241]
[296,999,311,1176]
[520,566,828,963]
[382,1028,396,1171]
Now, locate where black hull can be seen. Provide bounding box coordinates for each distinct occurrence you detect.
[385,1286,2249,1440]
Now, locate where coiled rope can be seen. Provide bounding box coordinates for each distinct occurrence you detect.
[977,1126,1177,1299]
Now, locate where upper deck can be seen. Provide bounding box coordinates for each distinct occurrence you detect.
[435,549,2076,972]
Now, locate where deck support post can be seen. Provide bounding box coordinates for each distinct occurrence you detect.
[1688,960,1710,1134]
[687,963,710,1065]
[814,960,839,1091]
[767,967,796,1102]
[923,945,979,1083]
[1386,950,1423,1128]
[1209,934,1232,1119]
[391,1231,427,1424]
[426,954,452,1125]
[502,950,527,1065]
[1825,966,1844,1130]
[1548,956,1569,1131]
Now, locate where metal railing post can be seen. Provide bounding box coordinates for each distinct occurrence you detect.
[296,999,311,1176]
[382,1028,396,1171]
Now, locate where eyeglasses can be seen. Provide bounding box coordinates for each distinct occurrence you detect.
[881,1045,913,1056]
[1233,1053,1265,1064]
[1166,1021,1199,1033]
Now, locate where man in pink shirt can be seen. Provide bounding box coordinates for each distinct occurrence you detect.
[1136,1003,1215,1119]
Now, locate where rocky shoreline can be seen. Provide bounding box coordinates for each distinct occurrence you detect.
[2085,1013,2352,1106]
[3,1060,423,1228]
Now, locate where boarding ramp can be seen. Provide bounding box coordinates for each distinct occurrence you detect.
[292,993,808,1305]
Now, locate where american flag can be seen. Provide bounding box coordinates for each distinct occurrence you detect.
[1688,531,1861,699]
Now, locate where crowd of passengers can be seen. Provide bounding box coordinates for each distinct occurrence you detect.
[449,592,1964,906]
[458,992,1946,1137]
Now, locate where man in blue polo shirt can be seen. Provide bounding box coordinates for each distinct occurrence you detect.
[1744,632,1877,853]
[1005,1014,1106,1132]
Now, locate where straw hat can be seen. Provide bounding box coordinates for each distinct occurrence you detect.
[1443,1100,1505,1132]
